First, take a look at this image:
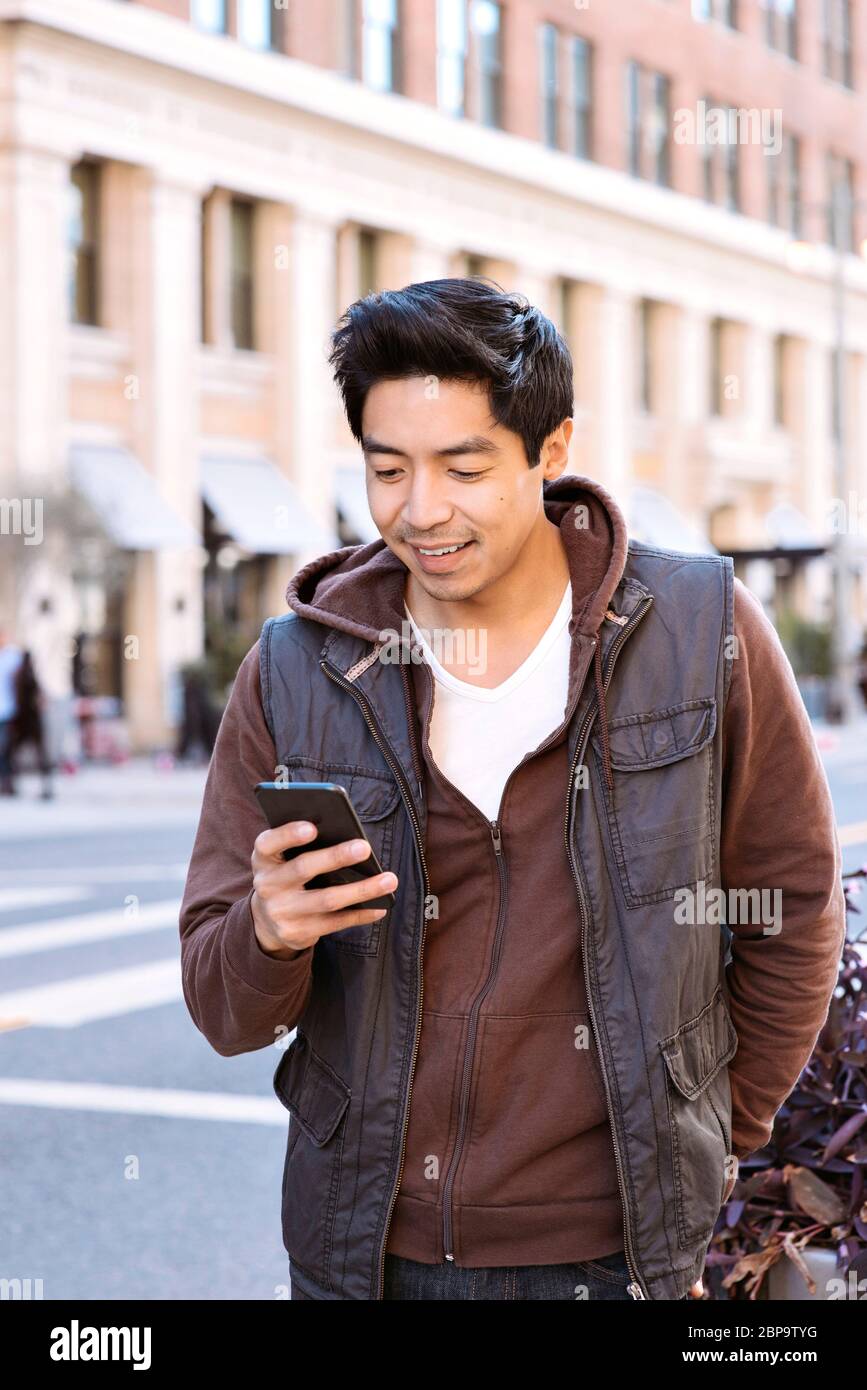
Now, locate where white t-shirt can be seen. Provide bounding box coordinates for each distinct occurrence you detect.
[403,582,572,823]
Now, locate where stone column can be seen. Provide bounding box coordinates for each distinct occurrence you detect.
[278,208,342,572]
[0,145,75,698]
[582,286,634,502]
[124,171,207,750]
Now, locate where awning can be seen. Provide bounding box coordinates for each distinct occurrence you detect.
[724,503,827,562]
[69,443,201,549]
[200,455,339,554]
[627,486,718,556]
[335,465,380,544]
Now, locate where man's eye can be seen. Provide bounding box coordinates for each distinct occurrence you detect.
[373,469,401,480]
[452,471,484,480]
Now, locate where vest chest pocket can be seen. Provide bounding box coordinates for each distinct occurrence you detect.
[590,696,717,908]
[273,1029,352,1290]
[278,756,401,955]
[658,987,739,1248]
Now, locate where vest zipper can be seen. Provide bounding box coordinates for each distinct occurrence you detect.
[319,657,430,1302]
[564,594,653,1301]
[441,815,507,1262]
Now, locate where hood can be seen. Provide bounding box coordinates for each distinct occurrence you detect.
[285,472,630,794]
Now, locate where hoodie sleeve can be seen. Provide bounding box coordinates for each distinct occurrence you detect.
[720,579,846,1161]
[178,640,314,1057]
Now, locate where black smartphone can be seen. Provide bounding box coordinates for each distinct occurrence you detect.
[253,781,395,911]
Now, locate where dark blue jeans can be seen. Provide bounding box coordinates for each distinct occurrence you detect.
[382,1248,636,1300]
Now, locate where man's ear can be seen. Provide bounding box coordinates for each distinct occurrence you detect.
[540,417,574,479]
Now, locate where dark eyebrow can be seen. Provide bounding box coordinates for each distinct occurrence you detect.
[362,434,499,459]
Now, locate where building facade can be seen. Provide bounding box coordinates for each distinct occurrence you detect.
[1,0,866,749]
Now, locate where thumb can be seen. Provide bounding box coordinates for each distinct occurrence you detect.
[689,1277,704,1298]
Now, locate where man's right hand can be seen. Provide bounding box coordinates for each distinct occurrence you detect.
[250,820,398,959]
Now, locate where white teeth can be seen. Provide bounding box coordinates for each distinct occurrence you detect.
[418,543,467,555]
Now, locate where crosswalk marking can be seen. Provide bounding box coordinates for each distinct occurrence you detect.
[0,887,90,911]
[0,959,182,1029]
[0,900,181,958]
[838,820,867,848]
[0,1077,289,1125]
[0,864,189,885]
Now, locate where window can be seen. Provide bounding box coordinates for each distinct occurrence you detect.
[230,198,254,350]
[626,62,670,186]
[723,122,739,211]
[765,0,798,58]
[821,0,853,88]
[540,23,559,148]
[200,196,209,344]
[636,299,655,414]
[237,0,277,50]
[826,152,855,250]
[767,131,802,235]
[358,228,378,296]
[692,0,737,27]
[772,334,788,426]
[437,0,468,116]
[570,35,593,159]
[626,61,641,176]
[473,0,502,129]
[68,160,100,326]
[701,102,741,212]
[709,317,723,416]
[191,0,227,33]
[362,0,401,93]
[830,350,842,440]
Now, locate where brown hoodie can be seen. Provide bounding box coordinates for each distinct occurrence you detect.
[179,476,845,1267]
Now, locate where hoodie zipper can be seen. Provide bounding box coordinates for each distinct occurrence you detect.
[319,656,429,1302]
[564,594,653,1301]
[440,816,507,1263]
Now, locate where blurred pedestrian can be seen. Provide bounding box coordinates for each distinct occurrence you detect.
[12,650,54,800]
[175,666,220,765]
[0,626,23,796]
[857,635,867,711]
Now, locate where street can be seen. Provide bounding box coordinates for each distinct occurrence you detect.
[1,722,865,1301]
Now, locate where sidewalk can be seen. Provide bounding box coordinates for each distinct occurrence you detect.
[811,712,867,765]
[0,757,209,841]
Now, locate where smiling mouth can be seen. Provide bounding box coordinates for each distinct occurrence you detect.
[410,541,473,556]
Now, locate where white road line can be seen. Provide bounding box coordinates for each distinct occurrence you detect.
[0,959,182,1028]
[0,887,90,912]
[0,900,181,958]
[0,864,189,884]
[839,820,867,847]
[0,1078,288,1125]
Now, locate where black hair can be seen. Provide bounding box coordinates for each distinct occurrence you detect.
[328,277,574,466]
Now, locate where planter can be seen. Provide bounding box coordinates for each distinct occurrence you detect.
[765,1246,850,1301]
[795,676,828,721]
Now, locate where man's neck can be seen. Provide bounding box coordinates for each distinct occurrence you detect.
[403,516,572,687]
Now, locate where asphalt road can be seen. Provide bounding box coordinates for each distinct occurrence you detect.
[1,722,865,1301]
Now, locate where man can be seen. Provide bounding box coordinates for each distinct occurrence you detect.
[0,626,23,796]
[179,279,845,1301]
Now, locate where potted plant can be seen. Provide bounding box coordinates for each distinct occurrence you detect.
[775,611,833,721]
[704,866,867,1300]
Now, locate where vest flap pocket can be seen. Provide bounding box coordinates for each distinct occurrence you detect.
[273,1031,351,1146]
[658,987,738,1100]
[594,697,717,771]
[280,758,400,821]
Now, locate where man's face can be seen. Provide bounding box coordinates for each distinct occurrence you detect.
[361,375,565,602]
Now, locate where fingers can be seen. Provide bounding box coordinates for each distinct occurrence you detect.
[296,867,398,919]
[258,826,385,894]
[253,819,319,863]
